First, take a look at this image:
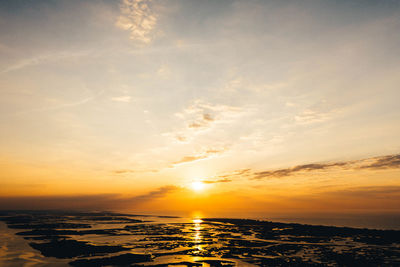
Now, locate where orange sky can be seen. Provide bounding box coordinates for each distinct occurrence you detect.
[0,0,399,216]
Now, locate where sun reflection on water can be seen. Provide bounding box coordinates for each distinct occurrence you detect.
[193,218,203,224]
[192,218,203,252]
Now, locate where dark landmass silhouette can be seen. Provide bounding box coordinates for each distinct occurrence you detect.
[0,211,399,266]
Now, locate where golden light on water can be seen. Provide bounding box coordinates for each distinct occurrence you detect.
[193,219,203,224]
[192,218,203,252]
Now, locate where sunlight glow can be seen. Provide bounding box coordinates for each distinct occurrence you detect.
[191,181,205,192]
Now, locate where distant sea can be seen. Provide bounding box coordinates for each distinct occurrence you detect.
[263,214,400,230]
[132,211,400,230]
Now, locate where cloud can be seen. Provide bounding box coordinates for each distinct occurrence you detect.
[188,122,203,129]
[127,185,178,202]
[253,162,348,179]
[207,154,400,181]
[0,194,119,211]
[111,95,131,102]
[113,169,135,174]
[203,178,232,184]
[360,154,400,169]
[115,0,157,44]
[186,113,215,129]
[112,168,158,174]
[194,169,251,184]
[1,56,47,74]
[14,92,102,115]
[0,50,89,74]
[214,168,252,179]
[175,135,187,142]
[172,148,225,166]
[169,100,244,143]
[186,113,215,130]
[173,155,205,165]
[0,186,179,210]
[250,153,400,180]
[202,113,214,122]
[294,109,333,125]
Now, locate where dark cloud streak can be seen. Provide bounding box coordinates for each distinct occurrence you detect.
[0,186,179,211]
[253,153,400,179]
[254,162,348,179]
[203,178,232,184]
[360,154,400,169]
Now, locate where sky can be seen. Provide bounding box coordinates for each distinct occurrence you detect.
[0,0,399,217]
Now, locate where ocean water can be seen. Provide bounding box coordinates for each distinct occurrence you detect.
[0,211,399,266]
[266,213,400,230]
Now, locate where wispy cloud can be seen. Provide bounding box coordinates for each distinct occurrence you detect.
[14,93,101,115]
[115,0,157,44]
[294,109,334,124]
[112,168,158,174]
[173,155,206,165]
[203,178,232,184]
[111,95,132,102]
[0,50,89,74]
[113,169,136,174]
[167,100,244,143]
[187,113,215,129]
[360,154,400,170]
[190,169,252,185]
[208,154,400,181]
[253,162,348,179]
[252,153,400,179]
[216,169,252,179]
[172,148,225,166]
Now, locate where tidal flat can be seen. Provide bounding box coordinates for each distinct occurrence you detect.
[0,211,399,266]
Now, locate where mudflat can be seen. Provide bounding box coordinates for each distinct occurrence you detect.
[0,211,399,266]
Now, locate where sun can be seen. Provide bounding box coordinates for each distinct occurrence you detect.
[191,181,205,192]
